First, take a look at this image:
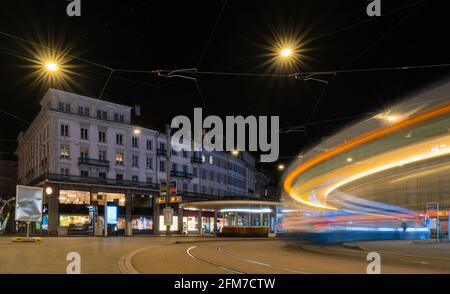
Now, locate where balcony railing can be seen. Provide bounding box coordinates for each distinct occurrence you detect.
[156,149,167,156]
[78,157,110,168]
[170,170,194,179]
[42,173,160,190]
[190,156,203,164]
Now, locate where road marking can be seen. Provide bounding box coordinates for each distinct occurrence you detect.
[118,246,161,274]
[217,243,312,274]
[186,245,245,274]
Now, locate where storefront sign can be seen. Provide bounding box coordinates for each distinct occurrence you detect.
[92,194,105,201]
[156,197,166,204]
[170,196,182,203]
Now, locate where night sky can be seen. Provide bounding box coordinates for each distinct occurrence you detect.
[0,0,449,177]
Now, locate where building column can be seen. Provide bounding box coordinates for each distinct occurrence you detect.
[47,184,59,235]
[177,205,183,234]
[259,213,264,227]
[153,197,160,234]
[213,210,218,234]
[125,192,132,236]
[198,208,203,236]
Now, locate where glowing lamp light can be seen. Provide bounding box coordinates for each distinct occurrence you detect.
[45,62,58,72]
[278,164,285,171]
[232,150,239,156]
[346,157,353,163]
[280,48,292,58]
[133,129,141,135]
[386,115,399,122]
[45,187,53,195]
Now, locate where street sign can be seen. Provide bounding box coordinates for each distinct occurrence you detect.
[160,181,167,195]
[163,207,174,226]
[15,185,43,222]
[156,197,166,204]
[169,181,177,194]
[170,196,182,203]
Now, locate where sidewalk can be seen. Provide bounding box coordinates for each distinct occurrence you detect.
[343,240,450,260]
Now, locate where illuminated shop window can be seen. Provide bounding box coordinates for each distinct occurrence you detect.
[59,215,89,227]
[132,217,153,230]
[98,192,126,206]
[59,190,90,205]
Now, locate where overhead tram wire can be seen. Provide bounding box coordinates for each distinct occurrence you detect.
[305,0,429,124]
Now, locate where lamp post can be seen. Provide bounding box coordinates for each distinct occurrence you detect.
[165,124,172,235]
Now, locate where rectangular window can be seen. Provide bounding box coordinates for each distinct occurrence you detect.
[146,157,152,169]
[146,177,153,183]
[99,150,107,161]
[183,182,188,191]
[159,160,165,172]
[99,172,106,179]
[132,137,139,148]
[172,162,178,171]
[80,170,89,177]
[78,106,83,115]
[65,103,71,112]
[115,153,124,165]
[80,128,88,140]
[146,139,152,150]
[60,124,69,137]
[116,174,123,181]
[114,113,119,122]
[97,110,102,119]
[192,167,198,177]
[60,168,69,176]
[60,144,70,158]
[80,147,89,159]
[116,134,123,145]
[119,115,124,122]
[132,155,139,167]
[98,131,106,143]
[84,108,90,117]
[58,102,64,111]
[132,175,139,182]
[102,111,107,120]
[183,150,188,158]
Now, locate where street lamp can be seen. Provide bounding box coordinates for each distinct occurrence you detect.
[133,128,141,135]
[45,187,53,195]
[232,150,239,156]
[278,164,285,171]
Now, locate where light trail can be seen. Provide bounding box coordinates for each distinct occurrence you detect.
[283,100,450,210]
